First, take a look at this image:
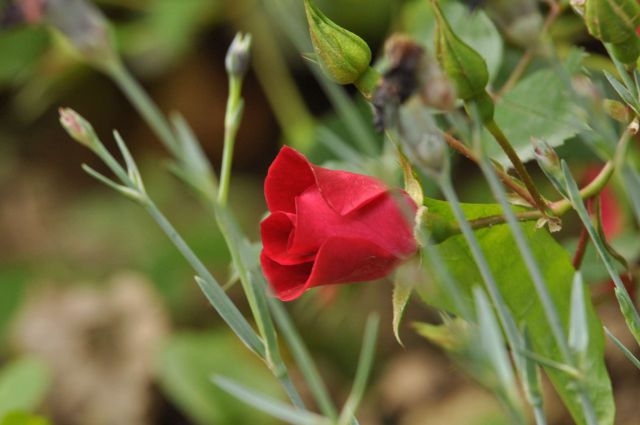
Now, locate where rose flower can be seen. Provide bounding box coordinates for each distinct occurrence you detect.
[260,146,418,301]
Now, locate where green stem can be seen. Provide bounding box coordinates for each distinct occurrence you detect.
[218,76,244,206]
[353,66,380,100]
[105,60,180,157]
[235,0,316,151]
[478,158,599,425]
[485,119,550,216]
[269,298,338,419]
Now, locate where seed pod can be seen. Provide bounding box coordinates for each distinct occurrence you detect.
[585,0,640,64]
[431,0,494,122]
[303,0,371,84]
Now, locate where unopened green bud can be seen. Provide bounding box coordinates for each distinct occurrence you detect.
[303,0,371,84]
[59,107,97,150]
[585,0,640,64]
[225,33,252,78]
[431,0,494,122]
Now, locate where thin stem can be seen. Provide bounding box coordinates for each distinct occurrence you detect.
[105,60,180,157]
[497,50,532,97]
[269,298,338,420]
[218,76,244,206]
[477,158,599,425]
[485,120,550,217]
[496,0,562,97]
[233,0,316,150]
[143,199,266,358]
[443,132,537,207]
[572,225,590,270]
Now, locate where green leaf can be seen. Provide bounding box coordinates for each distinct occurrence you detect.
[214,377,330,425]
[156,331,285,425]
[568,273,589,358]
[0,412,50,425]
[0,27,49,85]
[418,198,614,425]
[483,69,587,167]
[0,357,51,418]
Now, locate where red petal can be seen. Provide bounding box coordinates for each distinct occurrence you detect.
[307,236,400,287]
[261,212,313,265]
[264,147,316,213]
[260,251,314,301]
[289,187,417,258]
[312,165,388,215]
[264,146,389,216]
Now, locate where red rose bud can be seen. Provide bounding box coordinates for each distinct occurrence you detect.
[260,147,418,301]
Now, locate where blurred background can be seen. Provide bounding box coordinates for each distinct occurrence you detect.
[0,0,638,424]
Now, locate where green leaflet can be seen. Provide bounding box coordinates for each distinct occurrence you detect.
[0,357,51,419]
[418,198,614,425]
[156,331,285,425]
[482,69,587,167]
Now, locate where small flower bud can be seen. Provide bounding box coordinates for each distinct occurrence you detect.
[59,107,97,149]
[532,138,565,196]
[44,0,115,68]
[431,0,494,122]
[225,33,252,79]
[532,138,560,172]
[303,0,371,84]
[584,0,640,64]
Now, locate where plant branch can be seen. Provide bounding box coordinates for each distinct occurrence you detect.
[442,132,537,207]
[485,120,550,217]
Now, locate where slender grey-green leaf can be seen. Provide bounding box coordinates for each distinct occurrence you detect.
[213,377,330,425]
[337,314,380,425]
[604,71,640,114]
[82,164,143,202]
[474,287,518,399]
[193,276,265,359]
[561,160,640,334]
[268,298,338,419]
[604,327,640,369]
[569,273,589,357]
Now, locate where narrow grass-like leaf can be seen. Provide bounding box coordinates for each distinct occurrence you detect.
[520,326,544,422]
[561,160,640,338]
[473,287,518,400]
[614,288,640,346]
[569,273,589,357]
[604,71,640,114]
[213,377,330,425]
[269,298,338,419]
[193,276,265,359]
[82,164,143,202]
[604,327,640,369]
[337,314,379,425]
[621,166,640,227]
[113,130,144,190]
[316,126,363,164]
